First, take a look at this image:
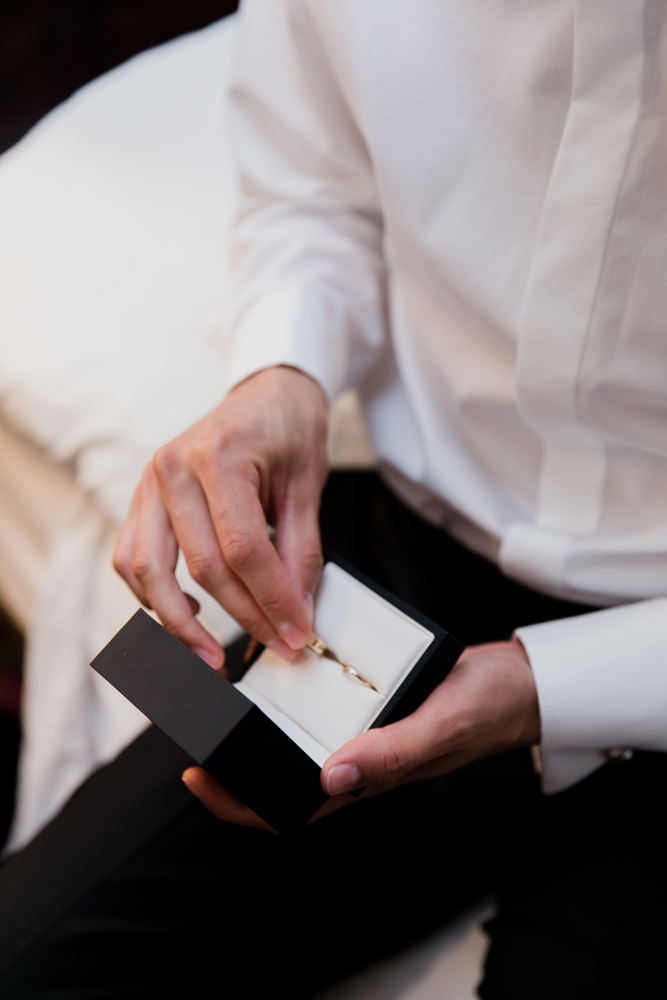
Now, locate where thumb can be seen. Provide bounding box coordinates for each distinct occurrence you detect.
[321,716,436,795]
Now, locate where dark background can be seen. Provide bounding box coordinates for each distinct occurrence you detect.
[0,0,239,155]
[0,0,239,847]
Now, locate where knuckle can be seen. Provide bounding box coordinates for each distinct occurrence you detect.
[190,427,238,474]
[112,551,129,577]
[258,592,291,621]
[187,552,223,589]
[222,530,261,574]
[152,442,181,482]
[375,735,411,783]
[158,600,205,637]
[190,434,223,467]
[301,549,324,582]
[131,552,155,582]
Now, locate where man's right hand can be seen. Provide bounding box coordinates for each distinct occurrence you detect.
[113,366,329,671]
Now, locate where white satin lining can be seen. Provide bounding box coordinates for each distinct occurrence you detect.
[236,562,434,764]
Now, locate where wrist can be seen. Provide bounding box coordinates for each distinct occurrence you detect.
[508,636,541,748]
[228,364,326,410]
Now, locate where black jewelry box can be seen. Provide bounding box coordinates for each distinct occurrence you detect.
[91,555,463,835]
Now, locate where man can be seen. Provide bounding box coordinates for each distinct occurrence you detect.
[2,1,667,996]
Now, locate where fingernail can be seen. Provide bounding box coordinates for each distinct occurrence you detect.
[267,638,299,662]
[193,646,217,667]
[182,773,201,800]
[278,623,309,650]
[326,763,361,795]
[302,593,314,625]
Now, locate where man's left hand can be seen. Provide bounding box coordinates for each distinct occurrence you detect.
[182,638,540,828]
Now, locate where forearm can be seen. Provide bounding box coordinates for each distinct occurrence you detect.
[226,0,388,401]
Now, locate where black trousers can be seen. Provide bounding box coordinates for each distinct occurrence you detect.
[0,472,665,999]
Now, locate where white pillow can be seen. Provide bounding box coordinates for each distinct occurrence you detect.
[0,9,374,523]
[0,11,374,638]
[0,17,238,528]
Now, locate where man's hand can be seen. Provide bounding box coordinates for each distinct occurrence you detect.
[113,367,329,670]
[180,768,355,834]
[182,638,540,826]
[321,637,540,793]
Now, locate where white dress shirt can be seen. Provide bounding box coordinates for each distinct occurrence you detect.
[224,0,667,791]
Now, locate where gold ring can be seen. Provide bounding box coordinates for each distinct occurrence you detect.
[307,634,379,692]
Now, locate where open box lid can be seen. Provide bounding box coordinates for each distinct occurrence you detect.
[91,555,463,833]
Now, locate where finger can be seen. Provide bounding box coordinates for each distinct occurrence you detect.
[132,466,226,671]
[307,790,357,824]
[113,483,152,608]
[182,768,276,833]
[200,466,313,650]
[390,749,479,782]
[321,706,453,795]
[156,460,300,662]
[184,594,200,616]
[320,646,516,795]
[274,467,324,619]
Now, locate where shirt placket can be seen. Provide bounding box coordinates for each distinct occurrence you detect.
[500,0,645,596]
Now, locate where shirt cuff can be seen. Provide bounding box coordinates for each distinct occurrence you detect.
[515,598,667,793]
[222,285,352,403]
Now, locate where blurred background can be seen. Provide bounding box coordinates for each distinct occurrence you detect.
[0,0,238,847]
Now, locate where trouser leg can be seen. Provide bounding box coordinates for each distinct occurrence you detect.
[478,749,667,1000]
[0,725,494,998]
[323,474,667,999]
[1,472,664,997]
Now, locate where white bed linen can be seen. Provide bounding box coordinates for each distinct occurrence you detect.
[0,419,81,631]
[0,17,246,852]
[0,19,238,527]
[0,416,242,852]
[0,419,149,845]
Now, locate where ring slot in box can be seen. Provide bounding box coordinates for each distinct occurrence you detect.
[91,555,463,834]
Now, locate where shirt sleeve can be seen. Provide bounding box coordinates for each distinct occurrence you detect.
[515,598,667,793]
[223,0,388,401]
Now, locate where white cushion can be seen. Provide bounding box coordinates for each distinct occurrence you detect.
[238,562,435,762]
[0,12,374,528]
[0,17,238,528]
